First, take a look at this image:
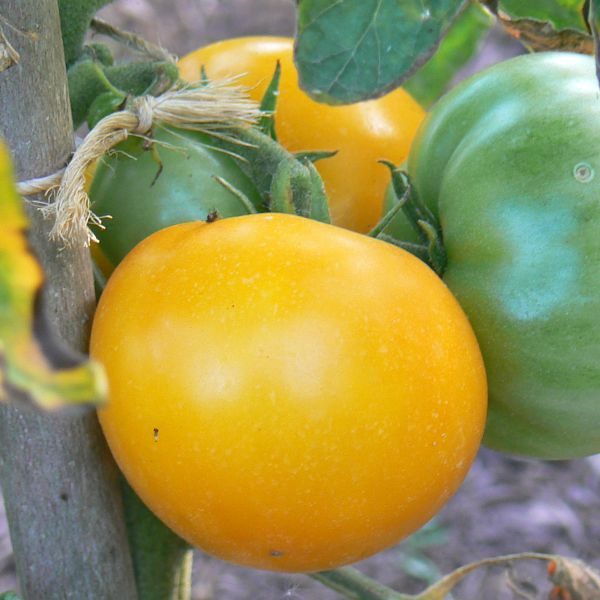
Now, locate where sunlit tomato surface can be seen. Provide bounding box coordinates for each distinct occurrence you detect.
[179,37,425,233]
[91,213,486,572]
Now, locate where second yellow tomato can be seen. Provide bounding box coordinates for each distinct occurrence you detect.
[179,37,425,233]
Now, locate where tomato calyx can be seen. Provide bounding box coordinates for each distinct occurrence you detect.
[372,162,447,276]
[212,175,259,214]
[202,125,331,223]
[258,62,339,168]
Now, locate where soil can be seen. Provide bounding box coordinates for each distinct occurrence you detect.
[2,2,599,599]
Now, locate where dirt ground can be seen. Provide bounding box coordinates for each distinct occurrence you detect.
[2,1,600,599]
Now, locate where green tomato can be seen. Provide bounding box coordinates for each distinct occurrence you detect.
[89,126,262,267]
[385,52,600,459]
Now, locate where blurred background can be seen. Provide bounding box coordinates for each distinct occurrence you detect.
[2,1,600,599]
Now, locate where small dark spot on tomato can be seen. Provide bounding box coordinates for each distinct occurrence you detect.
[153,427,159,442]
[270,550,283,557]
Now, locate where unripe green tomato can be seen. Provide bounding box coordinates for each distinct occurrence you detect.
[386,52,600,459]
[89,126,262,270]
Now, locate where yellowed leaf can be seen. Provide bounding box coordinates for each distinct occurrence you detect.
[0,141,106,410]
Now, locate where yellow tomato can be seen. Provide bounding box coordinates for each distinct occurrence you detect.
[91,213,486,572]
[179,37,425,233]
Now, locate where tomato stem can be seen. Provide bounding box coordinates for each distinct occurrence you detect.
[310,567,411,599]
[375,162,447,276]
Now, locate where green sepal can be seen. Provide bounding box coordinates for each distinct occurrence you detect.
[294,150,338,164]
[213,176,259,214]
[269,161,297,214]
[58,0,114,66]
[302,159,331,223]
[376,161,446,275]
[376,234,431,263]
[200,65,210,86]
[270,158,330,222]
[258,62,282,140]
[204,126,331,223]
[87,91,126,129]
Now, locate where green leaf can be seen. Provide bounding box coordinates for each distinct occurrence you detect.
[0,593,23,600]
[499,0,588,31]
[0,141,106,411]
[295,0,468,105]
[405,3,494,107]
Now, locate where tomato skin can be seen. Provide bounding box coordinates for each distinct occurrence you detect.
[397,52,600,459]
[91,213,486,572]
[89,126,262,268]
[179,37,425,233]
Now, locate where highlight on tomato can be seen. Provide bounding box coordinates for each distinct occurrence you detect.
[178,37,425,233]
[91,213,487,572]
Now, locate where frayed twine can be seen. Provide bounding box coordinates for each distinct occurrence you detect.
[18,79,262,247]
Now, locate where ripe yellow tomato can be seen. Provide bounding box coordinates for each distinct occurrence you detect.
[179,37,425,233]
[91,213,486,572]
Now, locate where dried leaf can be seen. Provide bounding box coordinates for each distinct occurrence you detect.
[496,11,593,53]
[547,555,600,600]
[0,26,19,72]
[413,553,600,600]
[0,141,106,410]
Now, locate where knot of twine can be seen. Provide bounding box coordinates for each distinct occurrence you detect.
[17,79,261,246]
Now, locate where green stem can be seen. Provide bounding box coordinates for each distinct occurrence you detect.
[377,162,447,276]
[309,567,411,600]
[121,479,193,600]
[89,17,176,63]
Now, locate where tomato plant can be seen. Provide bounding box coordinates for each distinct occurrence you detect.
[385,52,600,459]
[178,37,425,234]
[90,213,487,573]
[89,126,262,269]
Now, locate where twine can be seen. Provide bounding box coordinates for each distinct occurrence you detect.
[18,79,262,246]
[16,169,65,196]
